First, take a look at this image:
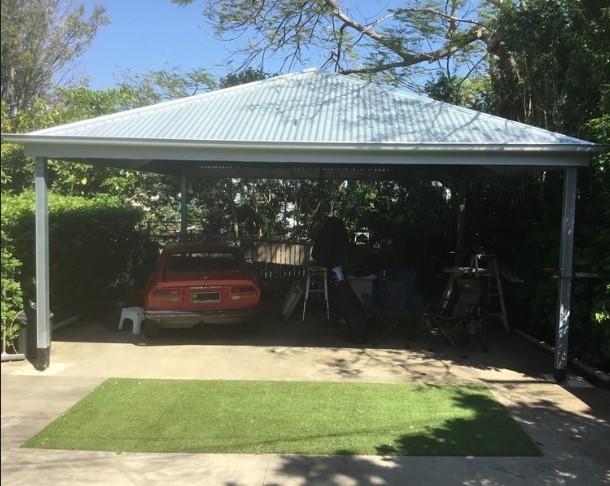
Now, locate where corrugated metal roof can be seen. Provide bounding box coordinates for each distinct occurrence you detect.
[30,68,589,146]
[5,68,605,180]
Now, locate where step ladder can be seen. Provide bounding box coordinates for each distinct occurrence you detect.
[302,262,330,322]
[469,252,509,332]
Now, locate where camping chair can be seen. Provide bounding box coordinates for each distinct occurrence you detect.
[424,276,489,352]
[361,266,424,346]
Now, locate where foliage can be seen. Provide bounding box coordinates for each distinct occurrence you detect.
[172,0,498,90]
[1,97,58,193]
[337,180,452,285]
[219,67,269,88]
[424,72,495,112]
[1,228,25,352]
[572,93,610,368]
[1,191,145,321]
[1,86,156,195]
[490,0,610,136]
[0,0,108,114]
[117,67,216,101]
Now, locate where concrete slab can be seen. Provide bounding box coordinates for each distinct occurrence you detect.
[2,298,609,485]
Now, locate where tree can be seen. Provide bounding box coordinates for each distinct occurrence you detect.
[489,0,610,136]
[1,85,154,194]
[219,67,269,88]
[173,0,502,90]
[461,0,610,370]
[1,0,108,115]
[117,67,216,102]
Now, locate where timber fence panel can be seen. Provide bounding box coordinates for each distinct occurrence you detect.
[236,241,312,296]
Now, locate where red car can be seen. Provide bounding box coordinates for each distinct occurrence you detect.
[143,241,261,337]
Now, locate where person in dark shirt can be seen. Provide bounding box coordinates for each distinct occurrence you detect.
[311,215,349,281]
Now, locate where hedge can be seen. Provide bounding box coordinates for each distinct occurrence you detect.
[1,191,145,347]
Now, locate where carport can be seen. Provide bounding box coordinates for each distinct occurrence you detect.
[2,68,605,380]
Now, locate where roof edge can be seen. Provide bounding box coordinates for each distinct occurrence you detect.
[2,134,604,154]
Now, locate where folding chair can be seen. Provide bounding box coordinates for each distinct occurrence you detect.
[361,266,424,346]
[424,276,489,352]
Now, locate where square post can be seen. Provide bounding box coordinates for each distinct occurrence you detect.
[554,166,578,382]
[34,157,52,371]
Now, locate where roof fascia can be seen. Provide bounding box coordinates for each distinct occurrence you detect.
[1,135,596,168]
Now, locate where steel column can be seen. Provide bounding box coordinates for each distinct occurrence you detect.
[34,157,51,370]
[554,166,578,382]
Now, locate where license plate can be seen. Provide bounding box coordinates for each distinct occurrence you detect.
[192,292,220,303]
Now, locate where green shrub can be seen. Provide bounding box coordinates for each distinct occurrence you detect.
[1,191,145,324]
[1,228,25,352]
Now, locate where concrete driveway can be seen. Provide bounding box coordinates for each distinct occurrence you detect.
[2,297,609,485]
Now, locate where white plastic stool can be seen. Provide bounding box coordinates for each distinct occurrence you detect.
[118,306,145,334]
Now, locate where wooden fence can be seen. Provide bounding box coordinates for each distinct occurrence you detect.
[241,242,310,265]
[240,242,312,293]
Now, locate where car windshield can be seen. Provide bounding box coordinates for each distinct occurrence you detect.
[167,251,240,273]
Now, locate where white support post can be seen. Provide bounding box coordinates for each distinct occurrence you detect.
[554,167,578,382]
[34,157,51,370]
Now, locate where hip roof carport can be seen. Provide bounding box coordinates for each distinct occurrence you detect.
[2,69,606,380]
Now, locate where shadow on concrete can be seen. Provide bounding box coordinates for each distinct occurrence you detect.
[213,387,610,486]
[52,296,555,379]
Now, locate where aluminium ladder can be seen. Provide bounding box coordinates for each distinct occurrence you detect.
[469,252,509,332]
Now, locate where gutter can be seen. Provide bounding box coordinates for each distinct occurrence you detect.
[2,133,604,155]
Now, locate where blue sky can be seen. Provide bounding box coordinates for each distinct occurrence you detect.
[77,0,253,90]
[75,0,397,90]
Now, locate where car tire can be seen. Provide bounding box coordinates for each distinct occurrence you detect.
[144,319,161,339]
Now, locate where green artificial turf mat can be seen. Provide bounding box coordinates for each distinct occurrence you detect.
[23,378,541,456]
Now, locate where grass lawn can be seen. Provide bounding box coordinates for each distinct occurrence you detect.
[23,379,541,456]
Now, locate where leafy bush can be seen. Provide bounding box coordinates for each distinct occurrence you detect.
[1,191,145,328]
[1,228,25,353]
